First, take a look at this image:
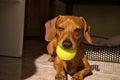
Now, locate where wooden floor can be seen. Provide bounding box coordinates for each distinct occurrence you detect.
[0,39,48,80]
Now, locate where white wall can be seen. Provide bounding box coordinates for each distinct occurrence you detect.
[54,1,120,38]
[0,0,25,57]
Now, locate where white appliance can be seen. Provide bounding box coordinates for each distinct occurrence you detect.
[0,0,25,57]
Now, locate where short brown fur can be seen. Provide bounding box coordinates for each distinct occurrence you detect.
[45,15,93,80]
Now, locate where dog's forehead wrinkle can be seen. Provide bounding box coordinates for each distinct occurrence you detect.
[58,19,81,28]
[56,16,84,32]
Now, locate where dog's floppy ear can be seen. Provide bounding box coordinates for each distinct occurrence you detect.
[80,17,93,44]
[45,16,60,41]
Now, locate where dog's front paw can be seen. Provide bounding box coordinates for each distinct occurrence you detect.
[48,57,55,62]
[72,73,83,80]
[55,73,67,80]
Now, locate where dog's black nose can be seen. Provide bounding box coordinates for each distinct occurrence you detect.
[62,39,72,49]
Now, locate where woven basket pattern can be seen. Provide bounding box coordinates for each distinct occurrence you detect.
[83,43,120,63]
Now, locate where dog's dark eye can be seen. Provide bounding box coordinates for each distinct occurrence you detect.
[74,28,81,32]
[57,27,64,31]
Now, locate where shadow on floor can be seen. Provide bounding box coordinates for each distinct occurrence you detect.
[21,39,48,79]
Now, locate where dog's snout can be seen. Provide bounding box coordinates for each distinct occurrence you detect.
[62,39,72,49]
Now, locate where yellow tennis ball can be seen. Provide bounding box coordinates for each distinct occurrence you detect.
[56,45,77,61]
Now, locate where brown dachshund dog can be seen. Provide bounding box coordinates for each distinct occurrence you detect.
[45,15,93,80]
